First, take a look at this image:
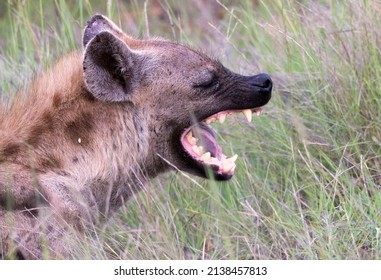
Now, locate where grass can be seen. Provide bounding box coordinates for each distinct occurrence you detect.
[1,0,380,259]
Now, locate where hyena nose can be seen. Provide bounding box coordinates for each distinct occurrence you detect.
[250,73,273,93]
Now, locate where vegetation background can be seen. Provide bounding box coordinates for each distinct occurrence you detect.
[0,0,380,259]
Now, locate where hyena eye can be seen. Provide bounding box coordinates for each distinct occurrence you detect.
[194,71,218,89]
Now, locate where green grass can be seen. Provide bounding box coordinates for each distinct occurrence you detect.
[1,0,380,259]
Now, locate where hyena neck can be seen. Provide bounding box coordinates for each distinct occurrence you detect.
[143,128,175,179]
[143,147,172,179]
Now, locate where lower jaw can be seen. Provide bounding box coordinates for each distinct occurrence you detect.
[180,126,237,178]
[180,157,234,181]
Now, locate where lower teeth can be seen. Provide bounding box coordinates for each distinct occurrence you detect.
[185,124,239,173]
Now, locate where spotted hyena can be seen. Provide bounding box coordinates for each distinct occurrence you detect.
[0,14,272,259]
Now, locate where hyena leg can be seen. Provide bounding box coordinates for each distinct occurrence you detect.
[0,163,40,209]
[0,208,76,259]
[38,175,98,231]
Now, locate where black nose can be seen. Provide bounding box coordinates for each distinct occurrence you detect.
[250,73,272,92]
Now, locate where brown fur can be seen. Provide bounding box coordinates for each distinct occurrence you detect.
[0,15,272,259]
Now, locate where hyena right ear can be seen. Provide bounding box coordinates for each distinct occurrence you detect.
[83,14,123,48]
[83,15,141,102]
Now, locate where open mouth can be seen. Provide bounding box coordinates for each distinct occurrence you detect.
[180,107,263,179]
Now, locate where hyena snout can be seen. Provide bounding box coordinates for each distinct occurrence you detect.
[249,73,273,93]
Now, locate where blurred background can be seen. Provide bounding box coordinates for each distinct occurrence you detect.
[0,0,380,259]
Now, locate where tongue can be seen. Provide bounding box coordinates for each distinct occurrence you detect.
[191,124,222,159]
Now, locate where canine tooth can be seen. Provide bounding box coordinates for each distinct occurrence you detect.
[192,145,201,156]
[200,152,211,161]
[242,109,252,122]
[230,164,236,173]
[227,154,238,163]
[222,162,236,173]
[218,114,226,124]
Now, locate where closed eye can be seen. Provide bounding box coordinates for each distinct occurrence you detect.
[194,71,218,89]
[196,78,217,88]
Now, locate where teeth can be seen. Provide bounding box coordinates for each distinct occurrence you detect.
[242,109,252,122]
[192,145,201,156]
[188,107,264,174]
[218,114,226,124]
[186,131,198,145]
[190,138,198,145]
[227,154,238,163]
[204,108,262,125]
[192,144,206,156]
[208,157,219,164]
[200,152,211,161]
[222,162,236,173]
[230,164,236,173]
[206,117,216,124]
[198,146,205,155]
[186,131,192,141]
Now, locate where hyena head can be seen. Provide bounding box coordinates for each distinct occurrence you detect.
[83,15,272,181]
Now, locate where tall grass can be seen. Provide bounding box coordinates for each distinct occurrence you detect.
[0,0,380,259]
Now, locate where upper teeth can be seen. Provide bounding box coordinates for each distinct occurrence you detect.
[204,108,262,124]
[218,114,226,123]
[242,109,252,123]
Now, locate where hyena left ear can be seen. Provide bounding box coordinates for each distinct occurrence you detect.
[82,14,141,102]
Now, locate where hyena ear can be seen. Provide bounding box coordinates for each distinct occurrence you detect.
[83,14,123,48]
[83,31,140,102]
